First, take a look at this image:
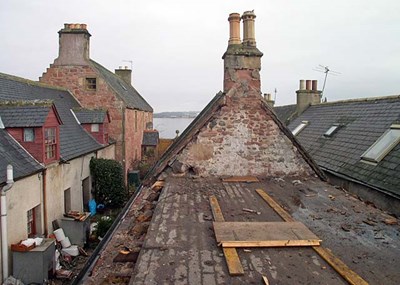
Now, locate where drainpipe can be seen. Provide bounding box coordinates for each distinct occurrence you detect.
[1,165,14,281]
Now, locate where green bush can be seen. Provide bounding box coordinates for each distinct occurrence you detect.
[95,216,114,238]
[90,158,128,208]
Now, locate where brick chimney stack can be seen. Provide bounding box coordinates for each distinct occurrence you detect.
[115,66,132,85]
[296,79,322,114]
[222,11,263,93]
[54,23,91,66]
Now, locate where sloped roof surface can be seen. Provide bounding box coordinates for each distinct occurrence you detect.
[90,60,153,112]
[288,96,400,197]
[0,129,43,184]
[274,104,297,125]
[142,131,159,146]
[0,73,104,161]
[0,101,52,127]
[74,109,107,124]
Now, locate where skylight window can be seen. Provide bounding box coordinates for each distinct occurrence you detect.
[292,121,309,136]
[361,125,400,163]
[324,124,340,137]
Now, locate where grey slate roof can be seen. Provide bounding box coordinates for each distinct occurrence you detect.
[0,100,54,127]
[274,104,297,125]
[90,60,153,112]
[0,129,43,184]
[74,109,108,124]
[142,131,159,146]
[0,72,104,161]
[288,96,400,198]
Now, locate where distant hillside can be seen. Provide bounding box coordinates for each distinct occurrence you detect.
[154,111,199,118]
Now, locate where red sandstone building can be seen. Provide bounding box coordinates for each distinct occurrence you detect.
[40,24,153,175]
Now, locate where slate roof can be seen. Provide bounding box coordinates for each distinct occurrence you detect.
[142,131,159,146]
[274,104,297,125]
[0,129,43,185]
[288,96,400,198]
[73,108,108,124]
[0,100,55,127]
[0,72,105,161]
[90,60,153,112]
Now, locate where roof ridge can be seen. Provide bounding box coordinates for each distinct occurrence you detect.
[0,72,70,92]
[313,94,400,106]
[0,99,54,107]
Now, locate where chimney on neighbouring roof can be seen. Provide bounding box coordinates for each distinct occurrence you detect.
[296,79,322,114]
[115,66,132,85]
[264,93,275,107]
[54,23,91,66]
[222,11,263,93]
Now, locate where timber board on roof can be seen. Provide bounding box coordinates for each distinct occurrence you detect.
[0,72,104,161]
[288,95,400,198]
[89,60,153,112]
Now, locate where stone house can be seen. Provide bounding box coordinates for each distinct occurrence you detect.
[39,24,154,177]
[0,72,114,280]
[274,81,400,215]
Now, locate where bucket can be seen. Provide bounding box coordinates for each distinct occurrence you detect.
[53,228,66,241]
[61,237,71,248]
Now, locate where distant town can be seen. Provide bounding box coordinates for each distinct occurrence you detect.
[153,111,199,118]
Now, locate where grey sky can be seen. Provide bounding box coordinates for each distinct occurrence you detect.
[1,1,399,112]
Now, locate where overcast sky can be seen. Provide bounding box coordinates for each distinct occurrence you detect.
[1,1,399,112]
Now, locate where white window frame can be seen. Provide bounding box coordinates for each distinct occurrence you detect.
[292,121,309,136]
[361,124,400,163]
[324,124,341,137]
[23,128,35,142]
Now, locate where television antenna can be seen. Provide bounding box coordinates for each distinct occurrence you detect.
[122,60,133,70]
[313,64,340,96]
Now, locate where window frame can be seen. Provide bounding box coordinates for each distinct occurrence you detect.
[27,208,36,238]
[324,124,341,137]
[361,125,400,163]
[23,128,35,142]
[85,77,97,91]
[91,123,100,133]
[44,127,57,160]
[292,121,309,136]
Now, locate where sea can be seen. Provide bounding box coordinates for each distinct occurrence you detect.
[153,117,195,139]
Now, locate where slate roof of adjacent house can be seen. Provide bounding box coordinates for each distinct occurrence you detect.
[0,128,43,185]
[73,108,108,124]
[90,60,153,112]
[288,95,400,198]
[0,100,57,127]
[142,131,159,146]
[274,104,297,125]
[0,72,105,161]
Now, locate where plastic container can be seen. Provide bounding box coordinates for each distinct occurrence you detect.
[53,228,66,241]
[61,237,71,248]
[62,245,79,257]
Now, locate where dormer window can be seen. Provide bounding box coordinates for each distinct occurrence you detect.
[324,124,341,137]
[86,78,97,90]
[24,128,35,142]
[91,123,99,132]
[45,127,57,159]
[292,121,309,136]
[361,124,400,163]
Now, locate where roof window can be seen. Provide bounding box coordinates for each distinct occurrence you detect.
[292,121,309,136]
[361,124,400,163]
[324,124,341,137]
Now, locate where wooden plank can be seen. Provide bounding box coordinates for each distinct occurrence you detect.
[313,246,369,285]
[262,275,270,285]
[222,176,259,183]
[256,189,295,222]
[209,196,244,276]
[222,240,321,248]
[256,189,369,285]
[151,181,165,189]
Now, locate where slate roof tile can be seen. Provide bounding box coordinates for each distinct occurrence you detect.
[73,109,107,124]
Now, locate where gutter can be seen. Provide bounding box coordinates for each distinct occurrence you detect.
[73,183,145,284]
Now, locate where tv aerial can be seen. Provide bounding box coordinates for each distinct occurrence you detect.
[313,64,340,97]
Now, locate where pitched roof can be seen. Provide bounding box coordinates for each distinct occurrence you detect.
[0,129,43,184]
[0,100,55,127]
[0,72,104,161]
[274,104,297,125]
[288,95,400,198]
[142,131,159,146]
[89,60,153,112]
[73,108,108,124]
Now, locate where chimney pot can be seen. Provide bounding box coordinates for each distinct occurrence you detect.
[242,10,257,46]
[312,80,318,91]
[306,80,312,90]
[299,80,305,90]
[228,13,241,45]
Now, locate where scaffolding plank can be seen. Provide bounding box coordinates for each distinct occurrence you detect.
[221,240,321,248]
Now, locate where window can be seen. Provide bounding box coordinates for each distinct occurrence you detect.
[324,124,341,137]
[86,78,97,90]
[135,111,138,132]
[45,127,57,159]
[64,188,71,213]
[292,121,309,136]
[27,208,36,238]
[24,128,35,142]
[361,125,400,163]
[91,123,99,132]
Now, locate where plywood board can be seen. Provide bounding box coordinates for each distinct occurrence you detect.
[222,176,259,183]
[213,222,320,244]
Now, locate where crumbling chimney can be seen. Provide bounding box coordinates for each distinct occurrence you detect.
[54,23,91,66]
[264,93,275,107]
[222,11,263,93]
[296,79,322,114]
[115,66,132,85]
